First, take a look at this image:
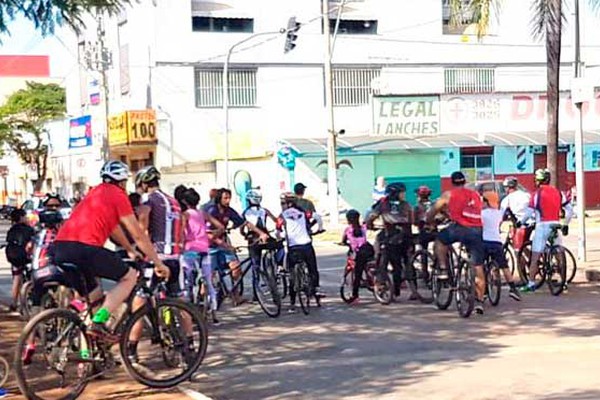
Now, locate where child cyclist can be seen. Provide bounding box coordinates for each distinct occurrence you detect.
[481,191,521,302]
[179,188,224,324]
[341,209,374,305]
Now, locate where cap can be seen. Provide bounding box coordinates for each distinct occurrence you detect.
[294,182,307,194]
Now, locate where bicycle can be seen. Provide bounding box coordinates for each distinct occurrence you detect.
[338,243,393,305]
[14,259,208,400]
[0,355,8,388]
[517,223,567,296]
[483,255,502,307]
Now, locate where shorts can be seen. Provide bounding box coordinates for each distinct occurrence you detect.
[438,224,485,266]
[11,264,26,276]
[532,221,562,253]
[150,258,184,297]
[483,241,508,269]
[53,241,130,296]
[209,247,239,273]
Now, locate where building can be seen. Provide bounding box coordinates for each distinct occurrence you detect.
[62,0,600,212]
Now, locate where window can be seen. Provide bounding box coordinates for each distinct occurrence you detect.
[442,0,476,35]
[333,68,380,106]
[461,154,493,180]
[192,17,254,33]
[444,68,495,94]
[329,19,377,35]
[195,68,257,108]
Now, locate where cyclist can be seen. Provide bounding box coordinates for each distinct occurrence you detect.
[341,209,374,305]
[365,182,421,301]
[201,188,218,212]
[278,192,322,313]
[50,161,169,342]
[427,171,486,314]
[5,208,35,312]
[414,185,437,250]
[481,191,521,301]
[294,183,324,232]
[206,188,268,305]
[500,176,531,221]
[519,168,572,293]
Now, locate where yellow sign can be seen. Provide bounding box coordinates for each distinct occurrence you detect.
[128,109,157,145]
[108,112,128,146]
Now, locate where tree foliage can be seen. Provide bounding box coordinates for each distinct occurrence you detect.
[0,82,66,191]
[0,0,132,36]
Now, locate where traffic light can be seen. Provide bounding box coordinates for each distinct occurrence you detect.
[284,17,301,53]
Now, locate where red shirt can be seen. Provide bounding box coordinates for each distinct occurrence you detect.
[448,187,483,228]
[530,185,562,222]
[55,183,133,247]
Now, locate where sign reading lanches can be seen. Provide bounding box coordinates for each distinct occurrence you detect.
[372,96,440,137]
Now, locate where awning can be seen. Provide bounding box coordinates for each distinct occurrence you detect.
[283,130,600,155]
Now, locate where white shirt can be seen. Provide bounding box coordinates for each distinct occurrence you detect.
[500,190,531,220]
[280,207,311,247]
[242,206,267,229]
[482,208,503,243]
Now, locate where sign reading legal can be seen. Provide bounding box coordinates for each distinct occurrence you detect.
[372,96,440,137]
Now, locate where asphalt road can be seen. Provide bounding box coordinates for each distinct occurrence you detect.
[2,223,600,399]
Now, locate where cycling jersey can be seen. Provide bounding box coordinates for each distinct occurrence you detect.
[500,190,531,221]
[279,206,311,247]
[242,206,268,233]
[528,185,562,222]
[448,187,482,228]
[55,183,133,247]
[370,197,412,229]
[145,190,182,256]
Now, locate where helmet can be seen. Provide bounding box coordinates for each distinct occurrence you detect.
[534,168,550,184]
[245,189,262,206]
[42,193,62,207]
[385,182,406,197]
[346,209,360,222]
[100,160,130,182]
[502,176,518,189]
[451,171,466,185]
[416,185,432,197]
[135,165,161,186]
[482,191,500,209]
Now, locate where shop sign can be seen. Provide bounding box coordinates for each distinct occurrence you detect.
[69,115,93,148]
[372,96,440,137]
[107,110,157,147]
[108,112,128,146]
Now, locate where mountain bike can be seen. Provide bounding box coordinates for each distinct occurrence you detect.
[14,260,208,400]
[0,355,8,388]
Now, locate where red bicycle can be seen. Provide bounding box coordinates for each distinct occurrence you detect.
[338,244,393,305]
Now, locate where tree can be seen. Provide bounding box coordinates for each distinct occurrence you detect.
[450,0,600,187]
[0,0,131,36]
[0,82,66,192]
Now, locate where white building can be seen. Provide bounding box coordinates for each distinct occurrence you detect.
[62,0,600,212]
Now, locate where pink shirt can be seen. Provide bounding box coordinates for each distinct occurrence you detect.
[344,225,368,253]
[184,209,209,253]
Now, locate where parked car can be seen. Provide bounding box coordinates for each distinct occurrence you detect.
[0,205,16,220]
[466,180,527,200]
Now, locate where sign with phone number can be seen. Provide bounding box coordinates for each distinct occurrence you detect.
[108,109,157,146]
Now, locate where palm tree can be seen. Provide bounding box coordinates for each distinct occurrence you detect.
[450,0,600,187]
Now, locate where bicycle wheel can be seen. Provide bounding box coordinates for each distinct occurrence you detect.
[254,260,281,318]
[456,260,475,318]
[340,268,354,304]
[517,241,545,288]
[546,246,566,296]
[295,262,310,315]
[564,247,577,283]
[411,249,433,295]
[503,245,516,278]
[14,308,91,400]
[19,280,35,320]
[120,299,208,388]
[372,269,393,305]
[486,261,502,307]
[0,355,9,388]
[432,259,453,310]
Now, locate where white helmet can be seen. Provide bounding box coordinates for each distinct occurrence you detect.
[100,160,130,182]
[245,189,262,205]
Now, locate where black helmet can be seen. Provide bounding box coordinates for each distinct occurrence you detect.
[385,182,406,197]
[451,171,466,185]
[346,209,360,222]
[135,165,161,187]
[42,193,63,207]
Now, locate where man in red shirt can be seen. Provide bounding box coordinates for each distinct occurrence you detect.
[428,171,486,314]
[52,161,169,340]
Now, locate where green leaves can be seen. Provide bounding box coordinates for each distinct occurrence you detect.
[447,0,503,39]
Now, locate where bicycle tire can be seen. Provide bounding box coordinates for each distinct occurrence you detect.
[19,280,34,320]
[254,261,281,318]
[456,260,475,318]
[0,355,9,388]
[432,257,453,310]
[411,249,433,292]
[340,268,354,304]
[503,245,516,277]
[486,260,502,307]
[564,246,577,283]
[372,270,393,305]
[295,262,310,315]
[517,241,545,288]
[547,246,566,296]
[14,308,91,400]
[120,299,208,389]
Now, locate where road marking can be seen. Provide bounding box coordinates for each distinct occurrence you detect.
[179,387,214,400]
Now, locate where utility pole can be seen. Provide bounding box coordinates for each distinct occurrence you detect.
[323,0,339,227]
[573,0,587,261]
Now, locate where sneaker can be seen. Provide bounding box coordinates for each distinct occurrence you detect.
[475,302,484,315]
[128,352,139,365]
[509,288,522,301]
[288,306,296,314]
[348,297,360,306]
[22,344,35,365]
[87,322,120,344]
[211,311,220,325]
[519,283,536,293]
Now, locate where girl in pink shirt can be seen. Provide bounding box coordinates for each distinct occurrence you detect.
[341,209,374,304]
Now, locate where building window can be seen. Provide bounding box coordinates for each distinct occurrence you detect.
[195,68,257,108]
[333,68,380,106]
[461,154,493,181]
[444,67,495,94]
[329,19,377,35]
[192,17,254,33]
[442,0,476,35]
